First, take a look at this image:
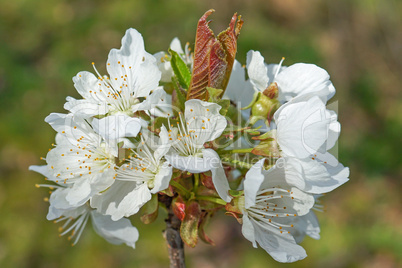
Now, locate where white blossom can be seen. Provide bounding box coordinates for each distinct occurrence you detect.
[64,28,163,118]
[29,165,139,248]
[43,113,131,206]
[241,159,315,263]
[91,130,172,221]
[161,99,231,202]
[245,50,335,104]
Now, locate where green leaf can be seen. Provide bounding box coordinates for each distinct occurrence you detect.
[172,76,186,113]
[198,212,215,246]
[169,49,191,89]
[207,87,224,102]
[217,99,230,116]
[150,117,170,133]
[140,194,159,224]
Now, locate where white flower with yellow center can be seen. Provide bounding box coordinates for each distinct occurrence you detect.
[244,50,335,104]
[91,129,172,221]
[65,28,164,118]
[44,113,142,206]
[29,165,139,248]
[240,159,315,263]
[161,99,231,202]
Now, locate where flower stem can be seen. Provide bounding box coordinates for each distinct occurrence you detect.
[196,195,227,206]
[221,157,254,169]
[223,148,254,154]
[193,173,199,191]
[170,180,190,198]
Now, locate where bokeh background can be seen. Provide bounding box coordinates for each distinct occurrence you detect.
[0,0,401,267]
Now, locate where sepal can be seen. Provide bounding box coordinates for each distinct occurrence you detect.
[140,194,159,224]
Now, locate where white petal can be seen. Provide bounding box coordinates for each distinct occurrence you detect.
[64,98,109,118]
[165,154,210,173]
[203,149,231,202]
[154,51,173,83]
[29,165,51,178]
[92,114,142,141]
[89,168,116,194]
[135,87,168,114]
[241,210,257,247]
[91,211,139,249]
[150,164,173,193]
[326,109,340,150]
[246,50,268,91]
[275,63,335,103]
[184,99,227,142]
[154,125,171,161]
[72,71,103,100]
[244,159,266,209]
[134,52,161,98]
[266,63,287,82]
[285,187,315,216]
[44,113,67,133]
[281,156,348,194]
[91,181,151,221]
[107,28,161,99]
[224,60,254,110]
[253,222,307,263]
[274,96,330,158]
[292,211,320,243]
[66,179,92,206]
[169,37,185,55]
[107,28,146,82]
[49,187,73,210]
[47,206,64,221]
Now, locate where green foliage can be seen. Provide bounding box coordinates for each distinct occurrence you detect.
[169,49,191,89]
[171,76,187,114]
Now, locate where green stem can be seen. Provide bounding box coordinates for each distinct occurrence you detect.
[196,195,227,206]
[170,180,190,198]
[193,173,199,191]
[222,158,254,169]
[223,148,254,154]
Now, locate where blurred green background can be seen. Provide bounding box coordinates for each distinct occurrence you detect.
[0,0,401,267]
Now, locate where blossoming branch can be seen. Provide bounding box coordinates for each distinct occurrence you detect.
[30,9,349,267]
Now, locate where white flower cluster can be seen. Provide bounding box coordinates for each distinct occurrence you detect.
[30,26,349,263]
[222,51,350,262]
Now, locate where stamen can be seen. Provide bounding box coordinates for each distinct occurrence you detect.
[274,57,285,80]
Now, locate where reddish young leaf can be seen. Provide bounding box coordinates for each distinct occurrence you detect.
[217,12,244,94]
[180,201,201,247]
[187,9,243,101]
[172,195,186,221]
[198,211,215,246]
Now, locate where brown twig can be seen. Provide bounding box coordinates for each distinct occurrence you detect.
[161,195,186,268]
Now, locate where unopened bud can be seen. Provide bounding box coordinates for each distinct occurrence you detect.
[249,92,280,125]
[263,82,278,99]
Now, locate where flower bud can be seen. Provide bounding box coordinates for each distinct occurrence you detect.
[249,85,280,125]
